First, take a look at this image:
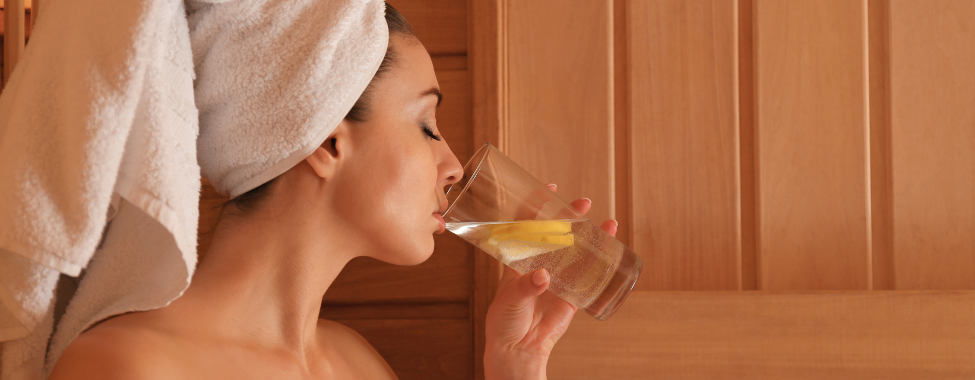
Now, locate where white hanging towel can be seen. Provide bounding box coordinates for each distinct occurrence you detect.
[0,0,388,378]
[0,0,199,378]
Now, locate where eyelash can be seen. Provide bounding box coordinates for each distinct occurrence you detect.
[420,122,442,141]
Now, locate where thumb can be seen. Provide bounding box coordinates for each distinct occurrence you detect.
[496,269,550,311]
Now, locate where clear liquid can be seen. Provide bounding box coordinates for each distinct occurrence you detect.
[446,219,622,308]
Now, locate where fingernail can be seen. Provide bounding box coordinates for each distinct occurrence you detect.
[582,198,592,204]
[611,220,619,228]
[532,269,549,287]
[547,183,557,190]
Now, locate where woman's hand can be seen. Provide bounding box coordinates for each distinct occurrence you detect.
[483,184,618,380]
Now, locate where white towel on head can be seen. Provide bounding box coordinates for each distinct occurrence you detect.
[190,0,388,197]
[0,0,388,378]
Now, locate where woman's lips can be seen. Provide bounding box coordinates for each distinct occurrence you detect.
[433,213,446,234]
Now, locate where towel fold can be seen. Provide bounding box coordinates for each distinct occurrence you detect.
[0,0,388,379]
[0,0,199,378]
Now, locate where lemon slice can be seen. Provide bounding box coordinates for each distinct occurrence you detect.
[486,220,574,262]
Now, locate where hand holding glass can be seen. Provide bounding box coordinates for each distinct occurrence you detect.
[443,143,642,320]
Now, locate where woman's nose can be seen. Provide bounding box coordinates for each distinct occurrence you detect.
[438,142,464,187]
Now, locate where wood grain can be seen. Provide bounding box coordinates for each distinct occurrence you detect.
[549,291,975,379]
[755,0,871,290]
[889,0,975,289]
[389,0,467,56]
[340,319,471,380]
[613,0,631,249]
[739,0,758,290]
[506,0,615,226]
[868,0,894,290]
[469,0,507,377]
[629,0,741,290]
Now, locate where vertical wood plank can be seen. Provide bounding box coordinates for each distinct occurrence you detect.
[4,0,25,84]
[868,0,894,290]
[469,0,507,378]
[506,0,614,226]
[889,0,975,289]
[629,0,741,290]
[755,0,871,290]
[739,0,758,290]
[613,0,631,249]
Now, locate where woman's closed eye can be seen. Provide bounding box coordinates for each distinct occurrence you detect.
[420,122,442,141]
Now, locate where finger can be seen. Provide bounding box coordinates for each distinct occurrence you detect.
[570,198,592,215]
[546,183,557,193]
[495,268,550,310]
[494,266,520,301]
[601,219,618,237]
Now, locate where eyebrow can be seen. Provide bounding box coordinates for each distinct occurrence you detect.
[421,87,443,108]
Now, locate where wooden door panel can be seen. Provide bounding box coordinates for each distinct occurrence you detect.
[506,0,615,226]
[549,291,975,379]
[889,0,975,289]
[755,0,871,290]
[628,0,741,291]
[388,0,467,56]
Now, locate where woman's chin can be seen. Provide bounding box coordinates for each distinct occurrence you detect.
[380,239,435,266]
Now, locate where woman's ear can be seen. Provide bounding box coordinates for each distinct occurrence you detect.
[305,121,353,179]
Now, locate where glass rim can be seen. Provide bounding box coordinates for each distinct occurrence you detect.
[442,142,493,218]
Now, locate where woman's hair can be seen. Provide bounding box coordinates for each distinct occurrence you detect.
[223,2,416,215]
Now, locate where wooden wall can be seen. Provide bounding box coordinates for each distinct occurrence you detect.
[505,0,975,378]
[507,0,975,293]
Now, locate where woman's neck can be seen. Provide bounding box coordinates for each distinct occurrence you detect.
[161,196,356,362]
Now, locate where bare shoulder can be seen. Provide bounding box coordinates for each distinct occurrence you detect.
[48,320,180,380]
[317,319,398,379]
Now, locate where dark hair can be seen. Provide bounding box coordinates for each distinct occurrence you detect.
[223,2,416,216]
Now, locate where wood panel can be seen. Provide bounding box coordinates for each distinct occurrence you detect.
[340,319,471,380]
[889,0,975,289]
[612,0,631,249]
[628,0,740,290]
[868,0,894,290]
[469,0,507,377]
[549,291,975,379]
[389,0,467,56]
[506,0,614,225]
[755,0,870,290]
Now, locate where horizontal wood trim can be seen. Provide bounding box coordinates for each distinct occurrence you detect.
[339,319,472,380]
[389,0,467,56]
[549,291,975,379]
[320,302,468,320]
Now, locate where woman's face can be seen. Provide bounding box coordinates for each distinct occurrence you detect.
[331,35,463,265]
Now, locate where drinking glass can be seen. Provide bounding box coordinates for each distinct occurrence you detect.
[443,143,642,320]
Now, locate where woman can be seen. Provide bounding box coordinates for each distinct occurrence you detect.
[48,4,617,379]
